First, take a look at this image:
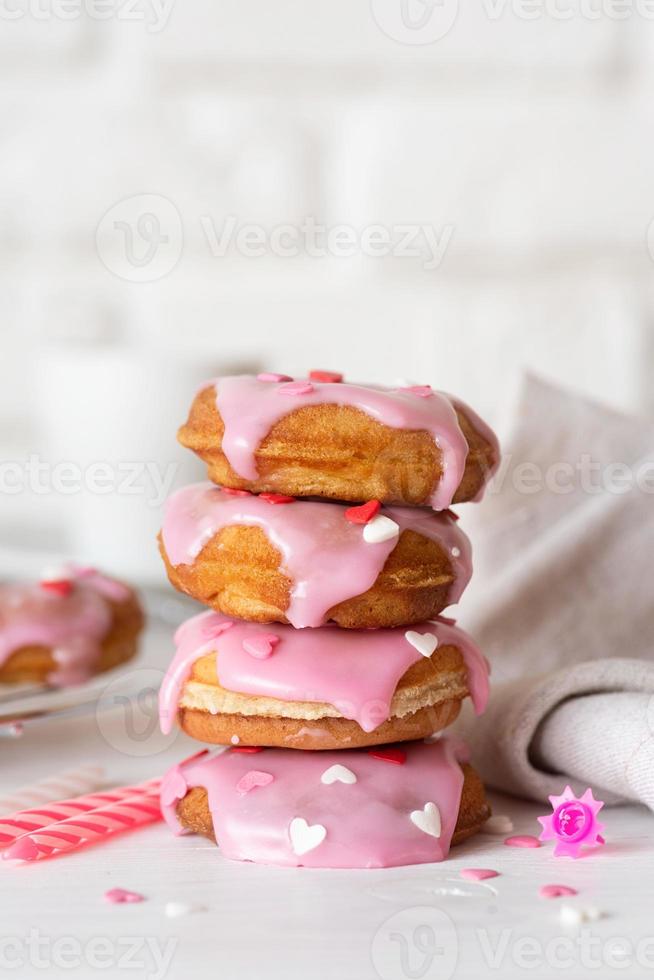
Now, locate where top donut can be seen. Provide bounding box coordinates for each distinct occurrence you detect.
[179,372,500,510]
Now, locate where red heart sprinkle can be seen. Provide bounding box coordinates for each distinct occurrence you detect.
[309,370,343,383]
[230,746,263,754]
[221,487,252,497]
[368,748,407,765]
[40,580,73,597]
[260,493,295,505]
[443,508,459,522]
[345,500,381,525]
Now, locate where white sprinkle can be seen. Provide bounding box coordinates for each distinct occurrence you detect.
[405,630,439,658]
[321,764,357,785]
[230,735,240,745]
[363,515,400,544]
[289,817,327,855]
[410,802,442,838]
[559,905,604,927]
[482,815,514,835]
[165,901,206,919]
[451,547,461,558]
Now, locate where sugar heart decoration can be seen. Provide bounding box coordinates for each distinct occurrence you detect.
[345,500,381,525]
[368,748,406,765]
[40,580,73,596]
[401,385,433,398]
[104,888,144,904]
[160,767,187,807]
[260,493,295,504]
[221,487,252,497]
[257,372,293,383]
[410,802,442,838]
[235,770,274,796]
[309,370,343,383]
[539,884,578,899]
[405,631,439,658]
[320,765,357,786]
[362,515,399,544]
[278,381,314,396]
[243,633,279,660]
[230,746,263,754]
[289,817,326,856]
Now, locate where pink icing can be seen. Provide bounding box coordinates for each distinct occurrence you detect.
[161,483,472,629]
[460,868,500,881]
[158,610,489,735]
[160,738,470,868]
[539,884,578,899]
[209,375,499,511]
[505,835,542,848]
[0,564,132,687]
[104,888,145,904]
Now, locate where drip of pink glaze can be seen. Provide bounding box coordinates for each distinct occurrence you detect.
[211,375,482,510]
[539,884,578,899]
[6,836,38,861]
[158,610,489,735]
[505,835,542,848]
[160,766,188,807]
[0,566,130,687]
[161,738,469,868]
[161,484,472,629]
[460,868,500,881]
[104,888,145,904]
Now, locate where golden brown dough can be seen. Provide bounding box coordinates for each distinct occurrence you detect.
[175,642,469,750]
[178,385,498,507]
[159,526,458,630]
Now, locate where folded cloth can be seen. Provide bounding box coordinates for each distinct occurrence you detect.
[454,374,654,809]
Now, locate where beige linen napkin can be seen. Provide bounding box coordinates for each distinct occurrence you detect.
[454,374,654,808]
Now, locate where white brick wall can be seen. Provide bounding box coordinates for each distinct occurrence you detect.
[1,1,654,578]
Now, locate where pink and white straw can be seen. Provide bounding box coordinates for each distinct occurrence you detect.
[0,764,105,817]
[4,781,161,862]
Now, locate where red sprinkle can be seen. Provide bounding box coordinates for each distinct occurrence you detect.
[260,493,295,505]
[230,746,263,754]
[221,487,252,497]
[368,748,407,766]
[309,370,343,383]
[345,500,381,525]
[504,835,542,848]
[443,508,460,522]
[40,580,73,597]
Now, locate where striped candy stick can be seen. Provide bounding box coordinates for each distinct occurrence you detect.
[0,778,161,847]
[4,784,162,862]
[0,764,105,816]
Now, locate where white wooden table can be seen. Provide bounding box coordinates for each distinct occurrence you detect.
[2,619,654,980]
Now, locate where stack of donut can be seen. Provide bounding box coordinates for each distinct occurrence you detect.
[158,371,500,869]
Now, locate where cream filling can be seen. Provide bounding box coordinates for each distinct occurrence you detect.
[178,669,468,722]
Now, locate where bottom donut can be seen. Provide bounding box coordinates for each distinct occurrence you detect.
[161,738,490,869]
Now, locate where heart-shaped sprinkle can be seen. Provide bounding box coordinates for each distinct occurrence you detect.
[362,515,400,544]
[221,487,252,497]
[460,868,500,881]
[320,764,357,786]
[289,817,326,856]
[405,631,439,658]
[243,633,279,660]
[309,370,343,383]
[260,493,295,504]
[504,835,541,848]
[410,802,442,838]
[230,746,263,754]
[278,381,314,396]
[160,767,187,807]
[202,620,234,641]
[443,508,460,522]
[104,888,144,904]
[368,747,406,765]
[40,579,73,597]
[257,372,293,383]
[539,884,577,899]
[401,385,433,398]
[345,500,381,525]
[236,770,274,796]
[482,814,513,835]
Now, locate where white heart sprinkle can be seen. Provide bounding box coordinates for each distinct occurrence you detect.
[363,515,400,544]
[405,631,439,658]
[165,902,206,918]
[289,817,327,856]
[320,765,357,786]
[410,802,442,838]
[482,815,513,835]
